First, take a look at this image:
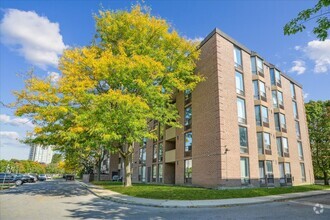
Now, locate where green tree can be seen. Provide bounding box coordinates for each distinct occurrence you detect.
[51,154,62,164]
[14,5,203,187]
[284,0,330,41]
[305,100,330,185]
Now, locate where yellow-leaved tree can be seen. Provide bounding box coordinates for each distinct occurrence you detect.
[14,5,203,186]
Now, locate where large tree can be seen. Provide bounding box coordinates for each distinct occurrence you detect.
[284,0,330,41]
[305,100,330,185]
[14,5,203,187]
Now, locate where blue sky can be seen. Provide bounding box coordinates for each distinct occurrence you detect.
[0,0,329,160]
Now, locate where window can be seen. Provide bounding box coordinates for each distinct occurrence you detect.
[152,164,157,182]
[290,82,296,99]
[240,157,250,184]
[158,164,163,182]
[235,71,244,95]
[279,162,292,185]
[264,133,271,151]
[295,121,301,139]
[234,46,242,69]
[257,132,271,155]
[139,147,146,164]
[253,80,266,101]
[184,90,192,104]
[298,141,304,160]
[237,98,246,124]
[255,105,269,127]
[282,137,289,156]
[292,101,299,119]
[184,132,192,152]
[277,137,283,157]
[300,163,306,182]
[257,57,264,74]
[138,165,146,182]
[274,113,287,132]
[251,56,264,75]
[239,126,248,153]
[184,105,192,130]
[257,132,263,154]
[266,160,273,176]
[184,159,192,184]
[262,106,269,125]
[272,90,284,109]
[153,144,157,162]
[270,68,281,86]
[259,161,265,179]
[158,143,163,162]
[255,105,261,126]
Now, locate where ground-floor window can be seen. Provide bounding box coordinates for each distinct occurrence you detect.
[152,164,157,182]
[158,164,163,183]
[138,165,146,182]
[240,157,250,184]
[184,159,192,184]
[300,163,306,182]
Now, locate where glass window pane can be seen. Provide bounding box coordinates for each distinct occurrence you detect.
[184,159,192,183]
[153,144,157,160]
[290,83,296,98]
[237,98,246,122]
[272,90,278,107]
[280,114,286,128]
[240,157,249,178]
[255,105,261,126]
[300,163,306,181]
[278,91,283,105]
[277,137,283,156]
[253,80,259,99]
[270,69,276,85]
[259,81,266,94]
[158,143,163,162]
[184,106,192,127]
[266,161,273,174]
[264,133,271,149]
[283,137,289,153]
[234,47,242,67]
[274,113,280,131]
[262,106,269,123]
[235,71,244,94]
[184,132,192,152]
[275,69,281,83]
[295,121,301,138]
[293,101,298,119]
[158,164,163,179]
[251,57,256,74]
[298,142,304,159]
[257,57,263,71]
[239,126,248,147]
[259,161,265,178]
[279,163,285,178]
[257,132,263,154]
[285,162,291,175]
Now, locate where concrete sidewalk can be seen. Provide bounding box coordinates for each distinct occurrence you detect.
[78,181,330,208]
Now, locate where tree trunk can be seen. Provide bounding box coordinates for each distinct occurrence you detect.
[97,160,101,181]
[324,171,329,185]
[123,154,132,187]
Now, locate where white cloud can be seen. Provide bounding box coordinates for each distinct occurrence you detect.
[0,131,20,140]
[289,60,306,75]
[185,36,204,43]
[47,71,60,83]
[0,9,67,69]
[303,92,309,100]
[304,39,330,73]
[0,114,34,128]
[294,45,301,50]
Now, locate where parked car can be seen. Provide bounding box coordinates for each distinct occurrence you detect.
[14,174,31,184]
[37,174,47,181]
[0,173,23,186]
[112,175,122,182]
[22,174,37,183]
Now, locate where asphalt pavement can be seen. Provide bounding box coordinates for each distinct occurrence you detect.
[0,179,329,220]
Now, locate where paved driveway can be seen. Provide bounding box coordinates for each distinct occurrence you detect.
[0,179,329,219]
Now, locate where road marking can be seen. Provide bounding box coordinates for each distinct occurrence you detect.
[288,200,330,209]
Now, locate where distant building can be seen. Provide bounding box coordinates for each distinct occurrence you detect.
[29,145,54,164]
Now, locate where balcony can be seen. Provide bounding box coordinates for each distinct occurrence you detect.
[165,127,176,141]
[165,149,176,163]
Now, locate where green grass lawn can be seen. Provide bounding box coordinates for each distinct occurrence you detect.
[92,181,330,200]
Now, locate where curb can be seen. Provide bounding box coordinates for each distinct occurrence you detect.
[77,182,330,208]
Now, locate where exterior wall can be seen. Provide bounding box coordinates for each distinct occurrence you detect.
[29,145,54,164]
[111,28,314,188]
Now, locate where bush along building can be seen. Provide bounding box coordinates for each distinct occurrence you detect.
[109,28,314,188]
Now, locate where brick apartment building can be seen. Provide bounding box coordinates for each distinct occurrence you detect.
[106,28,314,188]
